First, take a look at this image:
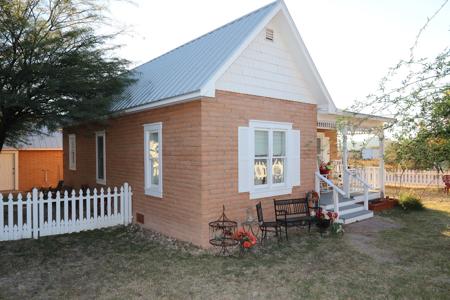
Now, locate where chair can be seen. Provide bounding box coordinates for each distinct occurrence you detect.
[256,202,280,242]
[443,175,450,194]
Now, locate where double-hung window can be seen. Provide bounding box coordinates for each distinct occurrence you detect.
[254,130,286,186]
[68,134,76,171]
[144,122,163,198]
[239,120,300,199]
[96,131,106,185]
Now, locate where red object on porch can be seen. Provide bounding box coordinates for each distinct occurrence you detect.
[443,175,450,194]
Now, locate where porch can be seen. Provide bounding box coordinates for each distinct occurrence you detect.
[315,110,393,223]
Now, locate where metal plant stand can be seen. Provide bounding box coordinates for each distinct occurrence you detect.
[209,206,238,255]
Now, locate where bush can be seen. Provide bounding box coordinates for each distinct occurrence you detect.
[398,193,424,211]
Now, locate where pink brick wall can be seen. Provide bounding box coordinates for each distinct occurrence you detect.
[63,90,317,247]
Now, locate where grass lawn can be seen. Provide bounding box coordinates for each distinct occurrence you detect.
[0,189,449,299]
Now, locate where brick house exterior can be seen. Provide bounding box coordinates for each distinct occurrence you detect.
[63,91,317,246]
[61,1,366,246]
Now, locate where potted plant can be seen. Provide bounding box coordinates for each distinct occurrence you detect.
[319,162,333,175]
[312,208,339,234]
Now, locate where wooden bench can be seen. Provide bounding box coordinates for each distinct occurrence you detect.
[274,198,313,240]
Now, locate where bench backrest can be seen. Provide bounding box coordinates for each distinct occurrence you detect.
[273,198,309,218]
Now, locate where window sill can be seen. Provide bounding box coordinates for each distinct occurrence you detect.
[249,187,293,200]
[145,188,162,198]
[96,179,106,185]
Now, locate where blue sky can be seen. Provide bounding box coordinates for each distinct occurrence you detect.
[104,0,450,109]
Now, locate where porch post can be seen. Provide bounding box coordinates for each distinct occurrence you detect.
[342,127,350,197]
[378,131,385,198]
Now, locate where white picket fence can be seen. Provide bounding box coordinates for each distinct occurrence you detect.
[355,167,448,188]
[0,183,132,241]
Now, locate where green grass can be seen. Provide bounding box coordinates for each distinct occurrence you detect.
[0,189,449,299]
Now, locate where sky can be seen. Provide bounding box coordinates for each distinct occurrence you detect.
[102,0,450,110]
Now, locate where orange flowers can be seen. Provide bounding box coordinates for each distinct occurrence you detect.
[233,228,257,249]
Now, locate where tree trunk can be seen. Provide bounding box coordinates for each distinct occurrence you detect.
[0,125,5,153]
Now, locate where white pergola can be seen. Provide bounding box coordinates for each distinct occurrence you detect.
[317,111,393,198]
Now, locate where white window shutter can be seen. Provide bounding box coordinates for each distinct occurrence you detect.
[238,127,251,193]
[288,129,301,186]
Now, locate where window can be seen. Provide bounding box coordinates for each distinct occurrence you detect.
[238,120,300,199]
[96,131,106,185]
[253,130,286,186]
[144,122,162,197]
[68,134,76,170]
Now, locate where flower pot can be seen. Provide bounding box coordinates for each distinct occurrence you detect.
[316,219,331,233]
[319,169,331,175]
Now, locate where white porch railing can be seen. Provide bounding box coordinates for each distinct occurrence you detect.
[344,169,371,210]
[355,167,448,188]
[315,172,346,216]
[0,183,132,241]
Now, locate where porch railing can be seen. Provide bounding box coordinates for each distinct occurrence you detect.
[344,169,371,210]
[315,172,346,216]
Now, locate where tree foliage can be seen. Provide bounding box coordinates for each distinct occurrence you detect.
[0,0,133,151]
[351,1,449,171]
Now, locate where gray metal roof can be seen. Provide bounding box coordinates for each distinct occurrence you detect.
[3,131,62,150]
[112,1,278,112]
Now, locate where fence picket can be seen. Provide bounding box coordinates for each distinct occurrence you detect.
[124,183,128,224]
[100,188,105,220]
[0,183,132,242]
[32,189,38,239]
[113,187,118,218]
[120,186,125,225]
[71,190,76,228]
[17,193,23,239]
[63,191,68,234]
[127,184,132,224]
[79,189,84,228]
[47,192,53,235]
[0,194,3,241]
[56,192,61,235]
[8,193,13,240]
[107,187,112,221]
[26,193,31,238]
[39,192,44,236]
[86,189,91,229]
[93,188,98,227]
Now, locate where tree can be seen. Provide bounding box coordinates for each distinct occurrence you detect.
[350,1,450,171]
[0,0,133,151]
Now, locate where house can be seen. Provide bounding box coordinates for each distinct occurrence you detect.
[0,131,63,192]
[63,1,391,247]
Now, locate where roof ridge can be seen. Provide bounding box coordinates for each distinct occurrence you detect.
[132,1,278,71]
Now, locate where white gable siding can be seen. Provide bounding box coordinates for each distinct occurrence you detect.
[216,13,317,104]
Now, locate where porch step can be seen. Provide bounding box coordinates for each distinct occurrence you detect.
[321,197,360,210]
[338,209,374,224]
[338,203,365,215]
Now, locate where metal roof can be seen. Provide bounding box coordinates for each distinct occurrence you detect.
[112,1,279,112]
[3,131,62,150]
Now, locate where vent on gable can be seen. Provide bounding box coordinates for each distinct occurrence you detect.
[265,28,274,41]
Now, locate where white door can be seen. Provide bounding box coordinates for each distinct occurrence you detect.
[0,153,15,191]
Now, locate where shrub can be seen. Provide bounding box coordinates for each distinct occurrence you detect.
[398,193,424,211]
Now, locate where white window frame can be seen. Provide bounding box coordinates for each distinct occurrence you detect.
[249,120,292,199]
[143,122,163,198]
[68,134,76,171]
[95,131,106,185]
